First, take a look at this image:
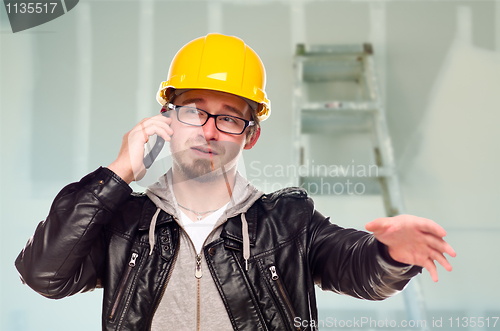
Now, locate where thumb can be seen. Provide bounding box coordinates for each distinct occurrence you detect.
[365,218,386,233]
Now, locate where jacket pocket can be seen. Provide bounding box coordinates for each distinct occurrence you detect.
[108,252,139,322]
[268,265,300,330]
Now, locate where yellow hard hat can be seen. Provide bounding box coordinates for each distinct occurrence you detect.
[156,33,271,121]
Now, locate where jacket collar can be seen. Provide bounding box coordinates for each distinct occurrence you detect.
[220,202,259,250]
[138,198,174,231]
[138,183,262,249]
[139,169,264,235]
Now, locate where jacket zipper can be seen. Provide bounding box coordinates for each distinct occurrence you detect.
[147,231,180,330]
[148,221,217,331]
[109,252,138,320]
[269,265,299,330]
[193,222,216,330]
[195,253,203,331]
[195,253,203,278]
[196,278,201,331]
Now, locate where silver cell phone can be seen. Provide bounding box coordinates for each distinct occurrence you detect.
[143,109,169,169]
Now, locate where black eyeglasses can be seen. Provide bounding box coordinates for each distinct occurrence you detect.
[162,103,254,135]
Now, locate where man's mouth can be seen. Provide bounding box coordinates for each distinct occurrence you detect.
[191,146,218,156]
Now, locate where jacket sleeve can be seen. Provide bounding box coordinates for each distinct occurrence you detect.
[15,167,132,299]
[307,201,422,301]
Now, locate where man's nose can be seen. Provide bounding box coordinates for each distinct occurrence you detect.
[201,117,219,141]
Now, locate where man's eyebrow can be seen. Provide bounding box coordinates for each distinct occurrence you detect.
[181,98,205,105]
[222,104,245,118]
[181,98,246,118]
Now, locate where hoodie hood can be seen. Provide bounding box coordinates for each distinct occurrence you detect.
[145,169,264,265]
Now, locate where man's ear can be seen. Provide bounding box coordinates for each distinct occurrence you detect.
[244,127,260,150]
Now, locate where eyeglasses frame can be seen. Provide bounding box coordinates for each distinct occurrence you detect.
[161,102,255,135]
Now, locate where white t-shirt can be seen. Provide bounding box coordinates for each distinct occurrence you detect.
[178,203,229,254]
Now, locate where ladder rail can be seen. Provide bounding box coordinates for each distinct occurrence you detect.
[292,57,305,187]
[293,42,429,331]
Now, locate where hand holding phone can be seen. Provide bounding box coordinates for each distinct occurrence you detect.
[108,111,173,184]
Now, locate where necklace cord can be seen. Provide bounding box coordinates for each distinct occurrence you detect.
[177,202,220,216]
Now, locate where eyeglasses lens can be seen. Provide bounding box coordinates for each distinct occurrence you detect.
[178,107,245,134]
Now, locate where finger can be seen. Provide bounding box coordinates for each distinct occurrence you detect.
[130,123,150,144]
[442,241,456,257]
[153,112,173,125]
[364,221,377,232]
[365,218,388,233]
[423,259,439,282]
[147,126,172,143]
[425,235,456,257]
[430,249,453,272]
[144,116,174,136]
[141,114,170,125]
[145,121,174,138]
[140,121,173,142]
[417,217,447,237]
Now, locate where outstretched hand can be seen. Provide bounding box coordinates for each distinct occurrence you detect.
[365,215,456,282]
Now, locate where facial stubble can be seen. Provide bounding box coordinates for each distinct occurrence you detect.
[172,139,241,183]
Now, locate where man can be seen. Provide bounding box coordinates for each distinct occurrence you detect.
[15,33,455,331]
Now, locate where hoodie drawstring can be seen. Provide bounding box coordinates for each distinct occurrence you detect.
[149,207,161,255]
[148,208,251,271]
[241,213,250,271]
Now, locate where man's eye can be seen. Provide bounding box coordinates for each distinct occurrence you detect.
[220,116,237,124]
[185,107,201,114]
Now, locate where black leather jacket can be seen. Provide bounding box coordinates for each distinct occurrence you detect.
[15,167,421,331]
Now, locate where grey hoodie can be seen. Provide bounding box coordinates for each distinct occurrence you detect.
[146,169,264,330]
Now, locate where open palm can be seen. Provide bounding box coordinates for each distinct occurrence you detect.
[366,215,456,282]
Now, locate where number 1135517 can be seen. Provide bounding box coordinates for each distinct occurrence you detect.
[6,3,58,14]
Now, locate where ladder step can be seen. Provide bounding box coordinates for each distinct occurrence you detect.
[300,104,379,134]
[302,114,373,134]
[301,101,379,112]
[298,166,395,178]
[296,44,373,82]
[296,43,373,56]
[301,58,364,82]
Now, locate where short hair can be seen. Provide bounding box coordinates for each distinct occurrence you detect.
[246,107,261,145]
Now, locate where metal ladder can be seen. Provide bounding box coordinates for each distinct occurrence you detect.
[292,43,428,330]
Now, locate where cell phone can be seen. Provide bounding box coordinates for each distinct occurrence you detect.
[143,135,165,169]
[143,110,170,169]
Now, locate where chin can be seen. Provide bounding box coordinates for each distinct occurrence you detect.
[176,157,238,183]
